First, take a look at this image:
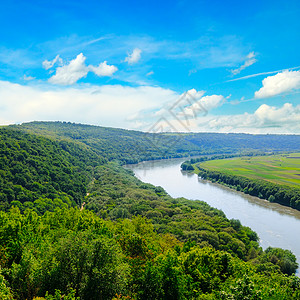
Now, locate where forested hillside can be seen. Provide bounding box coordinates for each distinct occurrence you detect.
[11,122,202,164]
[0,122,300,299]
[12,121,300,164]
[0,128,107,213]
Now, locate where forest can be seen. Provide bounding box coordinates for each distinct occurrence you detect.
[12,121,300,163]
[0,122,300,299]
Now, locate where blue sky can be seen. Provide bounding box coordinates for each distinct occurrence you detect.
[0,0,300,133]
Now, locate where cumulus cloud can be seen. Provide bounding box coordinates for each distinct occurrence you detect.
[42,54,63,70]
[127,89,300,133]
[198,94,225,111]
[49,53,88,85]
[177,89,225,118]
[125,48,142,64]
[48,53,118,85]
[1,79,299,134]
[0,80,177,128]
[255,70,300,98]
[231,52,257,75]
[202,103,300,133]
[127,89,227,132]
[89,61,118,77]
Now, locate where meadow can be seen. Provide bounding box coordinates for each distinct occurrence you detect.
[198,153,300,187]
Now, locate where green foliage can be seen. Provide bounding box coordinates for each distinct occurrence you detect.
[0,122,299,299]
[84,162,262,260]
[44,289,79,300]
[0,128,105,212]
[257,247,298,275]
[13,121,300,164]
[0,269,13,300]
[181,161,195,171]
[0,206,298,299]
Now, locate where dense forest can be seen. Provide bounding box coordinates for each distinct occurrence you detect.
[0,122,300,299]
[12,121,300,163]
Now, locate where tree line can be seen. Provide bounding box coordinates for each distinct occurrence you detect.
[196,167,300,210]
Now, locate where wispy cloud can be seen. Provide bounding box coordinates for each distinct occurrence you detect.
[42,54,63,70]
[40,34,250,70]
[124,48,142,64]
[157,35,249,69]
[23,75,35,81]
[231,52,257,75]
[227,66,300,82]
[0,47,38,68]
[40,35,112,57]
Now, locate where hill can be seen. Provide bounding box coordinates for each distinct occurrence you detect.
[11,121,300,163]
[0,122,299,299]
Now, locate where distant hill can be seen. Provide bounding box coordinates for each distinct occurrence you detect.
[11,121,300,164]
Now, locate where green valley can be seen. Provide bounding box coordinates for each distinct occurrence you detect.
[0,122,300,299]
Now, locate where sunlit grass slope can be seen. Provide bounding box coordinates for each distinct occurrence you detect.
[199,153,300,187]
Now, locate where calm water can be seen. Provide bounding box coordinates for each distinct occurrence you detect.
[127,157,300,269]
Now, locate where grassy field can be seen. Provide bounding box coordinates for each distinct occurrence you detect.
[198,153,300,187]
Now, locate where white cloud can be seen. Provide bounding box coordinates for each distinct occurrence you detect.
[128,89,226,132]
[226,66,300,82]
[200,94,226,111]
[201,103,300,133]
[1,79,299,134]
[49,53,88,85]
[180,94,225,119]
[255,70,300,98]
[0,80,177,128]
[146,71,154,76]
[125,48,142,64]
[42,55,63,70]
[231,52,257,75]
[48,53,118,85]
[23,75,35,81]
[89,61,118,77]
[185,88,205,99]
[126,88,300,133]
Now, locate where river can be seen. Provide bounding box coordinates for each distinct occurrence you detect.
[127,157,300,270]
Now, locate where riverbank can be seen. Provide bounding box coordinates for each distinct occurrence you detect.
[192,153,300,211]
[128,158,300,275]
